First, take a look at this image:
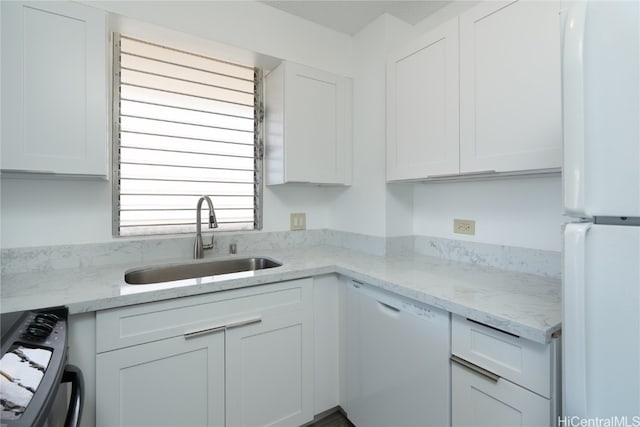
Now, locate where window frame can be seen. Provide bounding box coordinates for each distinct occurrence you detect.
[111,33,263,237]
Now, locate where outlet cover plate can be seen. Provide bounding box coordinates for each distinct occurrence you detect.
[453,219,475,235]
[290,213,306,231]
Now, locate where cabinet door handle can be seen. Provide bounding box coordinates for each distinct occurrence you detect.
[184,324,226,339]
[450,355,500,383]
[225,316,262,330]
[458,170,496,176]
[426,172,461,179]
[426,170,496,179]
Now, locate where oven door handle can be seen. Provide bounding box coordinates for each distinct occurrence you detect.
[61,364,84,427]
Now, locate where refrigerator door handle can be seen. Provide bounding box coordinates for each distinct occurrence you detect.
[563,222,591,417]
[561,1,588,217]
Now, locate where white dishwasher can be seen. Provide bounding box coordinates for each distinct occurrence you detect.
[344,280,450,427]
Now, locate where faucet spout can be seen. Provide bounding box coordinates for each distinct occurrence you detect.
[194,195,218,259]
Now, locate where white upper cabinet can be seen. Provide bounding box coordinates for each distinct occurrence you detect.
[1,1,108,177]
[387,17,460,181]
[459,0,562,174]
[386,0,561,182]
[265,61,352,185]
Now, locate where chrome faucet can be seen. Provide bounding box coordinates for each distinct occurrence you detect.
[194,195,218,259]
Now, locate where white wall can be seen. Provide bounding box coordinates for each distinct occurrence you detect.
[413,175,565,251]
[1,177,114,247]
[0,1,352,248]
[88,0,353,76]
[330,14,410,237]
[1,0,566,253]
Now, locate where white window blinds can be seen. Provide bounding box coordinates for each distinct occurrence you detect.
[113,34,261,237]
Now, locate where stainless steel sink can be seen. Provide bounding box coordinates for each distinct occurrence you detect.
[124,257,283,285]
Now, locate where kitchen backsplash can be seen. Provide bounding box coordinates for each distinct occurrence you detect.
[1,230,560,279]
[412,235,561,279]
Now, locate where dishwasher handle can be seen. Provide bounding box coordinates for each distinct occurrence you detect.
[377,301,400,313]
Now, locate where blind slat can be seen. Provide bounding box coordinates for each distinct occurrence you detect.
[121,69,254,106]
[121,116,254,145]
[120,85,254,118]
[120,36,254,80]
[120,100,253,132]
[121,53,254,92]
[120,194,254,210]
[120,164,254,183]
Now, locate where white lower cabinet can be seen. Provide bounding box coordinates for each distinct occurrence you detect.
[91,277,560,427]
[96,332,225,427]
[225,307,313,427]
[452,363,550,427]
[451,315,560,427]
[95,279,313,427]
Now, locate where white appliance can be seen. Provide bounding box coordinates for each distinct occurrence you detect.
[344,280,450,427]
[562,0,640,420]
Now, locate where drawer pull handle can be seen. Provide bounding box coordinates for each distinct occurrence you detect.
[184,316,261,339]
[450,355,500,383]
[466,318,520,339]
[226,316,262,330]
[184,325,225,339]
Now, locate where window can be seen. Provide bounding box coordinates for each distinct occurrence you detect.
[112,34,262,237]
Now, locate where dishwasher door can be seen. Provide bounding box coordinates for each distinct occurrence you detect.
[344,281,450,427]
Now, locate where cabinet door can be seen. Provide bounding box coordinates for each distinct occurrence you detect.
[459,0,561,174]
[96,333,225,427]
[265,61,352,185]
[387,17,459,181]
[284,63,352,185]
[285,63,351,184]
[1,1,107,176]
[452,363,551,427]
[225,308,313,427]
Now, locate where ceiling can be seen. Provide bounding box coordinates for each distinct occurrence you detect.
[261,1,451,35]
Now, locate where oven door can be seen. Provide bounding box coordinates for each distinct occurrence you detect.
[45,365,84,427]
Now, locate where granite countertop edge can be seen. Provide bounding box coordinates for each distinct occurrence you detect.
[0,245,561,344]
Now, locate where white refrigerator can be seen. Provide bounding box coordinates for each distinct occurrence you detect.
[562,0,640,420]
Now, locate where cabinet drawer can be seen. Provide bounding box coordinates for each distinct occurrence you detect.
[451,315,552,397]
[451,363,551,427]
[97,278,312,352]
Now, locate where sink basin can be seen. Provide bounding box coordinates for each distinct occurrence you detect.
[124,257,283,285]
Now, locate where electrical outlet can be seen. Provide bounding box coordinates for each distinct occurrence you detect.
[453,219,475,235]
[290,213,306,231]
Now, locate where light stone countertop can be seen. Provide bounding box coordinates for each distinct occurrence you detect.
[0,245,561,344]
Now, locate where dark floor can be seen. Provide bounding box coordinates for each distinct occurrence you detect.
[309,410,355,427]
